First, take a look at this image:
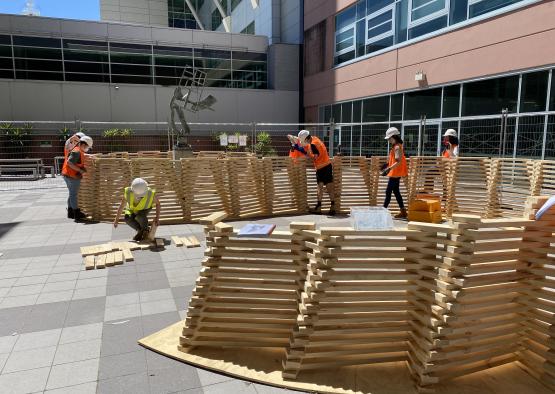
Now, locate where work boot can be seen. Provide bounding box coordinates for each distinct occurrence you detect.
[309,202,322,214]
[133,231,143,242]
[67,207,75,219]
[328,202,336,216]
[74,209,87,221]
[394,209,408,219]
[140,227,151,241]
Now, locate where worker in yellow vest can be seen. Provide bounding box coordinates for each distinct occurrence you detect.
[113,178,161,241]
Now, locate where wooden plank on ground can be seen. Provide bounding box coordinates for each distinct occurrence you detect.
[105,252,115,267]
[172,236,184,247]
[114,251,124,265]
[84,255,95,270]
[188,236,201,247]
[182,237,193,247]
[95,254,106,269]
[122,249,134,261]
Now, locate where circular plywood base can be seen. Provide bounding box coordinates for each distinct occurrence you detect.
[139,322,551,394]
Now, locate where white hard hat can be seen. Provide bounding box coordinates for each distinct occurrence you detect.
[79,136,93,148]
[76,132,86,138]
[443,129,457,137]
[298,130,310,145]
[384,127,400,140]
[131,178,148,197]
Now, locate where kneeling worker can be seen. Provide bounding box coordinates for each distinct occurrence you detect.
[295,130,336,215]
[113,178,161,241]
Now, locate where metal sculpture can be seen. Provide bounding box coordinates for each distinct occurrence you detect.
[170,66,217,157]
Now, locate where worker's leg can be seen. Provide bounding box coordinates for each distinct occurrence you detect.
[325,182,335,203]
[392,178,405,209]
[63,176,81,210]
[124,213,141,232]
[384,177,394,208]
[317,182,324,203]
[134,209,151,232]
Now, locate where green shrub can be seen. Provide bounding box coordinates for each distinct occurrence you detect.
[254,132,276,157]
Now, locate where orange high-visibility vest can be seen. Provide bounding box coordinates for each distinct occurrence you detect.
[387,144,408,177]
[62,146,85,178]
[307,136,330,170]
[442,144,459,159]
[289,148,304,160]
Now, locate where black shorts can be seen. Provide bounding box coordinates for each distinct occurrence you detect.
[316,163,334,185]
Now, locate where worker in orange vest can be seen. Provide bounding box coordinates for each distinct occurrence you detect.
[295,129,336,215]
[64,132,86,158]
[287,134,305,162]
[381,127,408,219]
[441,129,459,159]
[62,136,93,221]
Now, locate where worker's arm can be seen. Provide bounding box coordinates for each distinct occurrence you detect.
[67,151,86,175]
[305,143,319,160]
[113,198,125,228]
[292,144,307,154]
[153,197,161,226]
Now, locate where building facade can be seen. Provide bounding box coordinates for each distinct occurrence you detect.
[303,0,555,158]
[0,13,299,124]
[100,0,302,44]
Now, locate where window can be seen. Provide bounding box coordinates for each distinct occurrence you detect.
[212,8,223,30]
[168,0,200,29]
[442,84,460,117]
[550,74,555,111]
[362,96,389,122]
[154,45,193,86]
[241,21,255,35]
[408,0,448,39]
[0,35,13,79]
[366,5,395,48]
[334,5,356,65]
[520,71,549,113]
[468,0,521,18]
[304,21,326,76]
[63,39,109,83]
[231,0,241,12]
[462,75,519,116]
[391,94,403,121]
[404,88,441,120]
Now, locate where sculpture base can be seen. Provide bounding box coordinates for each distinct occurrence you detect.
[173,145,194,160]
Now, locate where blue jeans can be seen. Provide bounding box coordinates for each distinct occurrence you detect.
[63,176,81,209]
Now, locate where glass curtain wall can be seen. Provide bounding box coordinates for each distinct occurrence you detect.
[319,68,554,159]
[0,34,267,89]
[334,0,535,66]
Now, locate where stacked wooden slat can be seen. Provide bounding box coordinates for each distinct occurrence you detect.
[334,156,374,213]
[282,227,423,378]
[226,157,267,218]
[407,214,534,391]
[261,157,301,216]
[492,159,535,218]
[179,218,310,350]
[130,158,185,223]
[538,160,555,195]
[137,151,173,158]
[94,158,132,222]
[78,154,98,220]
[180,158,229,221]
[80,240,147,269]
[518,196,555,390]
[446,158,492,218]
[407,157,448,214]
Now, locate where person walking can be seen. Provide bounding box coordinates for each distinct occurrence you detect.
[113,178,161,241]
[62,136,93,221]
[64,131,86,157]
[442,129,459,158]
[381,127,408,219]
[295,129,336,215]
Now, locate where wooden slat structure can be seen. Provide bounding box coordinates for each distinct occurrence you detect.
[80,155,555,223]
[177,204,555,392]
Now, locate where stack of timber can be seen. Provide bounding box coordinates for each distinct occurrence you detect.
[518,196,555,390]
[407,214,534,391]
[78,154,98,219]
[407,157,448,214]
[445,158,492,218]
[130,158,185,224]
[262,157,303,216]
[334,156,374,213]
[226,157,267,218]
[180,158,229,221]
[490,158,536,217]
[94,158,132,222]
[179,215,310,350]
[282,227,423,378]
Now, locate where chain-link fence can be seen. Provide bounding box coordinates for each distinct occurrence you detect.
[2,112,555,190]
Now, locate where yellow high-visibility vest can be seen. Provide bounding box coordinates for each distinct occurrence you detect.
[124,187,156,215]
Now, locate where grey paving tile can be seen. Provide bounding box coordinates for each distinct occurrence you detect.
[36,290,74,304]
[60,322,103,345]
[0,278,18,288]
[146,349,188,371]
[202,379,257,394]
[101,317,143,357]
[137,270,168,283]
[44,381,97,394]
[53,338,101,365]
[253,383,303,394]
[42,280,76,293]
[6,284,44,297]
[13,275,48,287]
[106,273,138,287]
[0,352,8,372]
[138,278,170,292]
[98,349,147,380]
[171,285,194,311]
[0,306,31,336]
[13,328,61,351]
[104,303,141,322]
[96,372,150,394]
[65,297,106,326]
[0,335,17,354]
[77,269,108,280]
[140,288,173,303]
[0,294,38,309]
[0,366,50,394]
[75,277,107,289]
[106,282,140,296]
[148,364,202,394]
[105,292,140,308]
[71,286,106,300]
[141,311,181,336]
[141,299,177,316]
[196,369,234,387]
[47,272,80,283]
[3,345,57,373]
[19,301,69,334]
[46,358,100,390]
